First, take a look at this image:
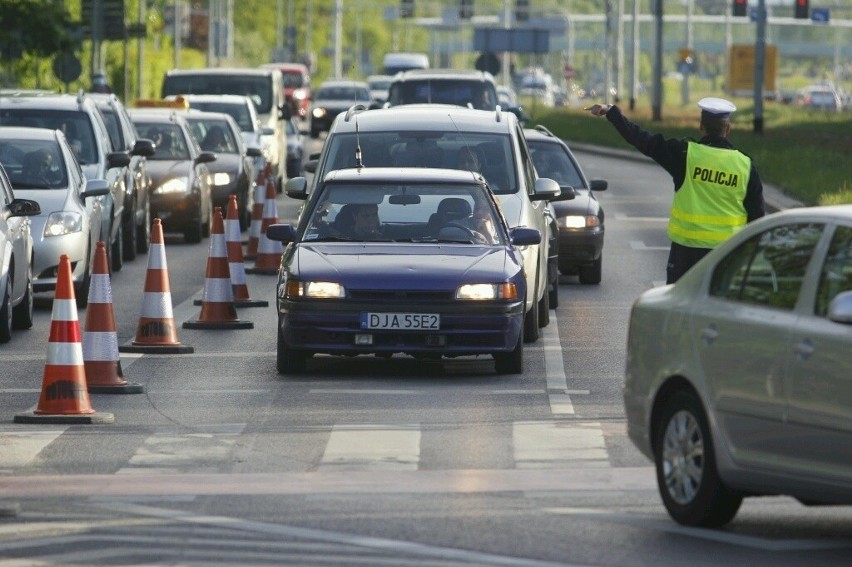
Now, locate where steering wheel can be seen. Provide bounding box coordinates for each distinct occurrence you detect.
[441,222,477,238]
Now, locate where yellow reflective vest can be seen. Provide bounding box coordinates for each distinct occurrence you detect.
[667,142,750,248]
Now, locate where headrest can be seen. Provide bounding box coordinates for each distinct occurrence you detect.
[437,198,472,219]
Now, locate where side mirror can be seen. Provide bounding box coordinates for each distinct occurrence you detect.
[303,159,318,174]
[132,138,156,157]
[552,185,577,201]
[81,179,110,199]
[246,146,263,158]
[509,227,541,246]
[266,223,297,243]
[8,198,41,217]
[285,177,308,200]
[107,151,131,169]
[530,177,561,201]
[828,290,852,324]
[195,151,217,165]
[589,179,608,192]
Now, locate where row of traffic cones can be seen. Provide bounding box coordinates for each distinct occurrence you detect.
[14,189,279,424]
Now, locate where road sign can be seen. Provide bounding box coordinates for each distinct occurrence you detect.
[811,8,830,24]
[53,53,82,84]
[563,64,575,80]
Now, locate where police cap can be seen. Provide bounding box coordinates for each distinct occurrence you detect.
[698,97,736,120]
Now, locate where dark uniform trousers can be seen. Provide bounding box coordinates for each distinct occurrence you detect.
[666,243,712,284]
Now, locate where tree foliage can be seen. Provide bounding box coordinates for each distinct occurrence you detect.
[0,0,76,59]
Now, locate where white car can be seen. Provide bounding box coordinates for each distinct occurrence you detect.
[0,162,40,342]
[625,204,852,527]
[0,127,110,305]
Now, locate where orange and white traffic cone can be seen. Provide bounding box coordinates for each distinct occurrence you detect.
[245,166,268,260]
[226,194,268,307]
[246,175,283,275]
[83,241,143,394]
[184,208,253,329]
[14,254,114,424]
[119,219,194,354]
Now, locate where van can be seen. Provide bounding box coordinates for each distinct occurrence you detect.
[161,67,290,189]
[382,52,429,76]
[260,62,311,121]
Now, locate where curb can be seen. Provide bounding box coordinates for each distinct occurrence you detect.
[569,142,804,213]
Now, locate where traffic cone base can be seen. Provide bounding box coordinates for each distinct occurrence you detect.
[14,254,114,425]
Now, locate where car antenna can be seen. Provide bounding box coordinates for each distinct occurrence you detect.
[448,114,481,176]
[344,104,367,170]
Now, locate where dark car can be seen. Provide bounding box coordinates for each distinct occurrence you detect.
[525,126,608,284]
[0,91,131,272]
[185,111,261,230]
[284,116,304,179]
[128,109,216,243]
[309,80,371,139]
[268,167,541,375]
[90,92,156,260]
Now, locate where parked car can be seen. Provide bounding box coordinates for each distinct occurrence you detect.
[0,161,40,342]
[173,93,267,179]
[284,116,304,179]
[366,74,393,106]
[0,91,132,272]
[624,204,852,528]
[0,127,109,303]
[90,92,156,260]
[525,125,608,284]
[794,84,844,112]
[128,109,216,243]
[261,62,311,121]
[161,67,289,189]
[185,111,261,230]
[270,167,540,374]
[309,80,371,139]
[292,104,561,342]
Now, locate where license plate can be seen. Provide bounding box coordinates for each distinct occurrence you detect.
[362,313,440,330]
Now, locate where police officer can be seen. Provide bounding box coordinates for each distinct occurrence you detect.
[588,97,765,283]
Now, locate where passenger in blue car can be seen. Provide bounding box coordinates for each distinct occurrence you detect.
[334,203,383,240]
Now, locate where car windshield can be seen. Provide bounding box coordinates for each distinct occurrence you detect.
[133,122,191,160]
[0,109,98,165]
[0,139,68,190]
[303,182,505,245]
[389,80,497,110]
[369,79,392,90]
[320,132,517,195]
[189,101,256,132]
[317,86,370,101]
[188,119,239,154]
[527,141,586,189]
[163,75,274,114]
[282,72,305,88]
[98,108,124,150]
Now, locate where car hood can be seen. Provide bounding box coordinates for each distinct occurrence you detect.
[146,160,194,184]
[14,188,77,228]
[292,244,513,289]
[314,100,356,113]
[204,153,241,175]
[552,190,595,217]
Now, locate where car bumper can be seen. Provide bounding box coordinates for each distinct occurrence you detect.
[32,233,90,292]
[279,300,525,356]
[151,192,200,232]
[558,228,604,265]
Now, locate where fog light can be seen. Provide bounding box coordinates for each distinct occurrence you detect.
[355,334,373,345]
[425,335,446,346]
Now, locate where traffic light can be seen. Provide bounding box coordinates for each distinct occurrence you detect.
[794,0,809,19]
[732,0,747,17]
[459,0,474,20]
[400,0,414,18]
[515,0,529,23]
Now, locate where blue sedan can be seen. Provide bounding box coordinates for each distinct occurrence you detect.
[267,167,541,374]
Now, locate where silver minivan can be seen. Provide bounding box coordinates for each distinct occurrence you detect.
[161,68,290,190]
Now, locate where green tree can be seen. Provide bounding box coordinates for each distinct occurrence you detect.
[0,0,76,60]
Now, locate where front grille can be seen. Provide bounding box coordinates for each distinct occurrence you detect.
[349,290,455,301]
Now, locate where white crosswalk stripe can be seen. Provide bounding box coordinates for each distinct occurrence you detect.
[0,428,66,473]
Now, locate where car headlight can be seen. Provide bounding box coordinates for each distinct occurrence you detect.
[44,211,83,237]
[558,215,600,229]
[292,89,307,100]
[155,176,189,194]
[211,172,233,186]
[284,280,345,299]
[456,283,518,300]
[312,107,327,119]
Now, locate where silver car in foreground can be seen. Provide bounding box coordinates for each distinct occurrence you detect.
[0,127,109,304]
[625,205,852,527]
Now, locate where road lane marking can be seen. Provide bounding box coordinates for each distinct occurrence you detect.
[513,422,609,469]
[0,429,66,472]
[543,312,589,415]
[614,214,668,222]
[116,425,246,475]
[630,240,670,251]
[319,425,421,472]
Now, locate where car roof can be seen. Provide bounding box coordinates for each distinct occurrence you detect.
[180,94,255,105]
[0,91,98,111]
[0,126,60,141]
[523,126,563,144]
[165,67,277,77]
[318,79,369,88]
[262,62,308,73]
[127,108,191,125]
[393,69,495,83]
[323,166,487,186]
[329,105,515,135]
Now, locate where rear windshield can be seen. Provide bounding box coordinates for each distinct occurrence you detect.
[163,74,274,114]
[189,101,255,132]
[132,122,191,161]
[316,86,371,102]
[282,71,305,88]
[0,109,98,165]
[389,80,497,110]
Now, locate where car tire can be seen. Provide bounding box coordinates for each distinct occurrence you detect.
[0,281,12,343]
[123,202,138,262]
[111,221,124,272]
[494,330,523,374]
[12,262,34,330]
[137,203,151,254]
[523,279,540,344]
[538,278,550,328]
[654,390,743,528]
[579,256,602,285]
[277,323,306,374]
[549,278,559,309]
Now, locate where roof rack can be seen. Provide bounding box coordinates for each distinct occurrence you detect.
[495,106,502,123]
[534,124,556,138]
[344,104,367,122]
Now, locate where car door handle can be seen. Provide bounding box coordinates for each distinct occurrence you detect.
[794,339,815,361]
[701,324,719,345]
